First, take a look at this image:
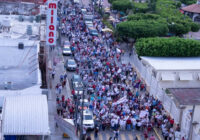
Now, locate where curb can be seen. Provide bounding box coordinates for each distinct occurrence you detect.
[136,134,141,140]
[153,127,163,140]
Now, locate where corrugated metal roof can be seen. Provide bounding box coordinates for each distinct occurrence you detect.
[182,4,200,14]
[2,95,50,135]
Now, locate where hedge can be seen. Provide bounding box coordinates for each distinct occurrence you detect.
[132,2,149,13]
[127,13,162,21]
[135,37,200,57]
[112,0,132,12]
[116,20,168,39]
[180,0,196,5]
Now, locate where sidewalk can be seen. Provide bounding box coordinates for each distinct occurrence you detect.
[48,47,72,140]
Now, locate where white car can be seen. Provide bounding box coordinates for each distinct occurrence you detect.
[79,110,94,130]
[65,59,77,71]
[63,46,72,56]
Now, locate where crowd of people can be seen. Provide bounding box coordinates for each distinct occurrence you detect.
[53,0,185,140]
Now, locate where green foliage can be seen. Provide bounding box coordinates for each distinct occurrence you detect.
[116,20,168,39]
[108,0,117,4]
[102,19,115,31]
[148,0,157,12]
[135,37,200,57]
[127,13,162,21]
[180,0,196,5]
[132,2,149,13]
[112,0,133,12]
[156,0,199,35]
[190,23,200,32]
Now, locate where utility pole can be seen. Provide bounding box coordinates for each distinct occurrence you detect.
[188,105,195,140]
[80,89,85,140]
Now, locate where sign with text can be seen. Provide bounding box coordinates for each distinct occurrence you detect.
[46,0,57,46]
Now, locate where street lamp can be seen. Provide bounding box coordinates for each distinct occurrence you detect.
[80,89,85,140]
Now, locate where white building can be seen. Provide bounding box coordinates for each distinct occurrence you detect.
[132,53,200,139]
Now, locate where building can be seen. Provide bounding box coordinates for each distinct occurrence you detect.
[181,0,200,22]
[0,13,50,140]
[2,95,50,140]
[131,52,200,139]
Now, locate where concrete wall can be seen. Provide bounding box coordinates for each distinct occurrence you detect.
[132,52,200,139]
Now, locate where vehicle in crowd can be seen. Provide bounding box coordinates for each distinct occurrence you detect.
[85,20,93,28]
[78,109,94,130]
[73,81,84,95]
[83,14,94,22]
[71,74,82,85]
[65,59,77,71]
[63,40,70,48]
[81,8,87,14]
[88,27,98,36]
[78,99,89,110]
[62,46,72,56]
[74,0,80,4]
[69,10,76,16]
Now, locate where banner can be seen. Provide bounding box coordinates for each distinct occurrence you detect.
[112,96,128,106]
[46,0,57,46]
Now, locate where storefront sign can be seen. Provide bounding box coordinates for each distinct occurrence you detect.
[46,0,57,45]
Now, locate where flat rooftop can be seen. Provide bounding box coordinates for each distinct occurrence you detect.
[0,15,40,90]
[141,57,200,71]
[0,44,38,90]
[169,88,200,105]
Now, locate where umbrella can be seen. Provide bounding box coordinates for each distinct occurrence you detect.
[102,28,113,33]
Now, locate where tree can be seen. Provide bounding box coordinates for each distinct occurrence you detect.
[180,0,196,5]
[135,37,200,57]
[148,0,157,12]
[116,20,168,39]
[112,0,133,12]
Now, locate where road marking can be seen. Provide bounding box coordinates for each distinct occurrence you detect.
[120,133,126,140]
[98,132,103,140]
[90,132,94,140]
[136,134,141,140]
[153,128,163,140]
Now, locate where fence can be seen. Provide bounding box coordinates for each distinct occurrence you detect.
[54,116,79,140]
[132,51,180,123]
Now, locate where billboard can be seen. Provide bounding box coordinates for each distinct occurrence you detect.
[46,0,57,46]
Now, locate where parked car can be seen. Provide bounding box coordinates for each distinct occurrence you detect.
[88,27,98,36]
[62,46,72,56]
[78,109,94,130]
[65,59,77,71]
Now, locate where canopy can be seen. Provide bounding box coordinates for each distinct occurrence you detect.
[179,73,193,81]
[102,28,113,33]
[161,73,176,81]
[3,95,49,135]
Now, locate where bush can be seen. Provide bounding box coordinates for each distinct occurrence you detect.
[180,0,196,5]
[191,23,200,32]
[116,20,168,39]
[102,19,114,31]
[112,0,132,12]
[127,13,162,21]
[135,37,200,57]
[132,2,149,13]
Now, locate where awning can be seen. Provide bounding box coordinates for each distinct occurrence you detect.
[161,73,176,81]
[179,73,193,81]
[3,95,50,135]
[198,73,200,80]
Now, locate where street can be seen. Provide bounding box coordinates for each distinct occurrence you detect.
[47,0,159,140]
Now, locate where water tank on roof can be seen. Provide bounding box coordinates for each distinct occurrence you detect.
[18,42,24,49]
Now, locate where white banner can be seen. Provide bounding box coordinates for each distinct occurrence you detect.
[112,96,128,106]
[46,0,58,46]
